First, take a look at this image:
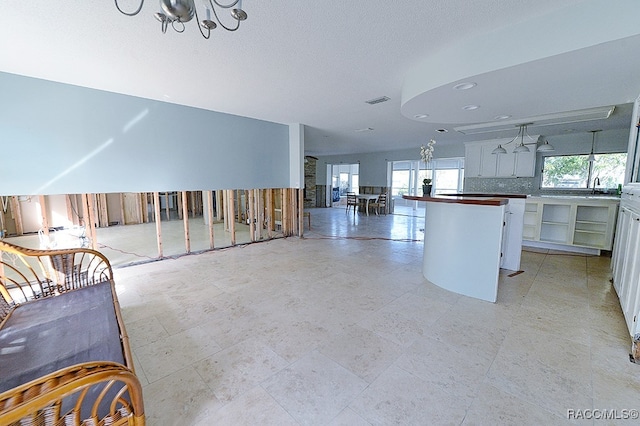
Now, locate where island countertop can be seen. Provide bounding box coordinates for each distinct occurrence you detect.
[402,194,509,206]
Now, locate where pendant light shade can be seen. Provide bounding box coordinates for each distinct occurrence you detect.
[536,136,555,152]
[492,144,507,154]
[513,142,530,153]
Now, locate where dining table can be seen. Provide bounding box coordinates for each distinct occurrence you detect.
[356,194,380,216]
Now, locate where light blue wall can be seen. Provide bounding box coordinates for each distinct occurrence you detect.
[0,72,290,195]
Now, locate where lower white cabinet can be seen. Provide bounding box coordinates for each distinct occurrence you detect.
[523,197,619,251]
[611,184,640,339]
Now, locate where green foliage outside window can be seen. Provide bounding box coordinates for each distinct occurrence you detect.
[542,153,627,189]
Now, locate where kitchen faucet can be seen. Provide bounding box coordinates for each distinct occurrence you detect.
[593,176,601,194]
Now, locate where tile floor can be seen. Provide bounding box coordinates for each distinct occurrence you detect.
[109,206,640,425]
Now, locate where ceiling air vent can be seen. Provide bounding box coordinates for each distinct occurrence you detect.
[365,96,390,105]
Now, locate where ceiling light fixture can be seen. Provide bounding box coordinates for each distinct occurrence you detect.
[536,135,555,152]
[454,106,615,135]
[462,104,480,111]
[492,123,534,154]
[587,130,601,162]
[114,0,247,38]
[453,82,477,90]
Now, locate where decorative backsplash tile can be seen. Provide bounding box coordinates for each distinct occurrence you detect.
[464,177,535,194]
[463,177,621,197]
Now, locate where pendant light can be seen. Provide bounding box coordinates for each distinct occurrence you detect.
[492,123,532,154]
[491,144,507,154]
[587,130,600,162]
[536,135,555,152]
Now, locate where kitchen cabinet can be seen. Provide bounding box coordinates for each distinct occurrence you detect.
[464,144,482,177]
[611,184,640,341]
[464,138,537,178]
[523,196,619,251]
[540,203,573,244]
[523,202,540,240]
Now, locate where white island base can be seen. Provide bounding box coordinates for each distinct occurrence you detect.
[404,195,515,303]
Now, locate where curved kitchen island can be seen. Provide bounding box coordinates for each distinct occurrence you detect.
[404,194,524,303]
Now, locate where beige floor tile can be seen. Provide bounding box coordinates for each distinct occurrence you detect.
[195,386,298,426]
[463,381,572,425]
[194,339,289,403]
[262,351,368,425]
[395,336,493,406]
[349,364,467,425]
[487,325,593,417]
[328,408,371,425]
[318,324,403,383]
[135,324,223,383]
[142,366,223,426]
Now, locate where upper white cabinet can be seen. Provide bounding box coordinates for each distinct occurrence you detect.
[464,144,482,177]
[464,138,537,178]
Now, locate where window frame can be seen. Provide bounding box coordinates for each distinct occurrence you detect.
[540,151,627,190]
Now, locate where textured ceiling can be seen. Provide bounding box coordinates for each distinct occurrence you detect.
[1,0,639,156]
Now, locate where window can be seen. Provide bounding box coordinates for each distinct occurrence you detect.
[541,153,627,189]
[390,158,464,196]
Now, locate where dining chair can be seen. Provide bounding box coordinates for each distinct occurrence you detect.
[346,192,357,214]
[368,193,387,215]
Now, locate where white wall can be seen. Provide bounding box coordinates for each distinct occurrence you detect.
[0,72,290,196]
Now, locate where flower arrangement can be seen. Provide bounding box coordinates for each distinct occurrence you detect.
[420,139,436,164]
[423,178,432,185]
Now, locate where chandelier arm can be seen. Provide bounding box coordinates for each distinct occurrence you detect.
[211,0,240,9]
[172,20,186,33]
[209,1,241,31]
[193,7,212,39]
[114,0,145,16]
[161,18,169,33]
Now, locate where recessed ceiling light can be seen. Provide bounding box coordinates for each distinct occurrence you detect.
[436,128,448,133]
[414,114,429,119]
[494,115,511,120]
[453,82,477,90]
[462,105,480,111]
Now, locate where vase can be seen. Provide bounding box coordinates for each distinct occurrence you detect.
[422,184,432,196]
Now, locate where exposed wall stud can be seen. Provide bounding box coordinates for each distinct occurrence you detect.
[153,192,163,258]
[182,190,190,253]
[207,190,215,249]
[11,197,24,236]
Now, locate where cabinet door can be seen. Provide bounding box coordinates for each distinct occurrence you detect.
[496,152,516,177]
[480,145,497,177]
[612,207,630,292]
[514,149,536,177]
[464,144,482,177]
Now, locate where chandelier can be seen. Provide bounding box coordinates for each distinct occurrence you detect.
[114,0,247,39]
[491,123,554,154]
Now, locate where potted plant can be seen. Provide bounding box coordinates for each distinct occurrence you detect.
[422,178,432,196]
